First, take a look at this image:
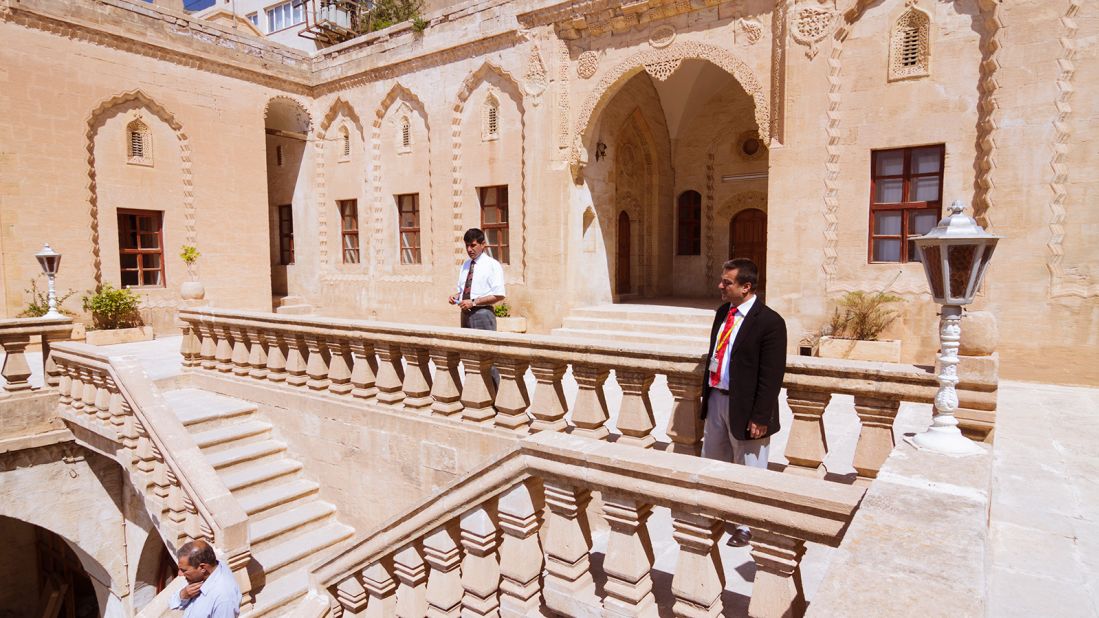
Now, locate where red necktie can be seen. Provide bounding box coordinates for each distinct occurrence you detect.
[461,259,476,301]
[710,308,738,387]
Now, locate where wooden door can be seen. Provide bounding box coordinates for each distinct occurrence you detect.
[617,210,631,294]
[729,208,767,293]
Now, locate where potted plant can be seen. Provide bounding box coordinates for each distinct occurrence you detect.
[816,290,904,363]
[494,303,527,333]
[179,244,205,300]
[81,284,153,345]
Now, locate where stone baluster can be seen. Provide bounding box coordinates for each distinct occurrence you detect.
[214,326,234,373]
[199,325,217,370]
[230,327,251,376]
[134,421,156,476]
[601,494,658,617]
[69,369,85,411]
[401,345,433,413]
[284,334,309,387]
[0,335,32,392]
[304,335,331,391]
[58,364,72,406]
[615,369,657,449]
[349,340,379,399]
[119,401,138,453]
[666,373,704,455]
[528,360,568,433]
[460,505,501,617]
[423,526,463,617]
[264,332,287,383]
[108,389,126,433]
[43,338,61,387]
[375,343,406,406]
[393,543,428,618]
[570,364,610,440]
[852,395,901,481]
[783,390,832,476]
[81,370,98,417]
[93,373,111,422]
[429,350,463,417]
[747,530,807,618]
[542,481,597,615]
[498,481,543,617]
[328,597,344,618]
[460,352,497,424]
[183,496,203,544]
[493,357,531,432]
[670,511,725,618]
[151,444,170,502]
[179,322,201,368]
[166,468,187,528]
[362,560,398,618]
[328,338,353,395]
[336,576,368,615]
[247,328,268,380]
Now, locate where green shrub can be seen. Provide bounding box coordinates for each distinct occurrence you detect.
[827,291,904,341]
[411,14,428,33]
[82,285,143,330]
[493,303,510,318]
[179,245,200,266]
[18,277,77,318]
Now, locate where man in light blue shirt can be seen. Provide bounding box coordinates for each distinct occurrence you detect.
[169,539,242,617]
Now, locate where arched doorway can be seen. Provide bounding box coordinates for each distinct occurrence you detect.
[730,208,767,294]
[264,97,312,299]
[0,516,100,618]
[617,210,631,294]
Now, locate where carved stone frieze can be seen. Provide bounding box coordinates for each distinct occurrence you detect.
[643,58,682,81]
[738,18,764,45]
[523,44,548,105]
[577,51,599,79]
[649,24,676,49]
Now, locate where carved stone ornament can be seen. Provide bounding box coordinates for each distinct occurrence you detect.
[523,45,548,104]
[577,51,599,79]
[649,24,676,49]
[739,18,764,45]
[644,58,682,81]
[791,6,836,59]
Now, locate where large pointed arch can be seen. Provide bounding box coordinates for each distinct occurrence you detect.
[315,97,365,268]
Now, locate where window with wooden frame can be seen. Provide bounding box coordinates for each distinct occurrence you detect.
[338,200,360,264]
[117,209,165,287]
[869,145,944,263]
[478,185,509,264]
[278,204,295,265]
[396,194,421,265]
[676,190,702,255]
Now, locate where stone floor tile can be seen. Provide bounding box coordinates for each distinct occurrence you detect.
[988,567,1098,618]
[991,522,1084,582]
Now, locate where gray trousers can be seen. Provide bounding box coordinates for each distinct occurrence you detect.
[461,308,499,387]
[701,390,770,468]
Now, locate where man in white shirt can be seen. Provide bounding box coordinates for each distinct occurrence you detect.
[169,539,242,617]
[448,227,506,330]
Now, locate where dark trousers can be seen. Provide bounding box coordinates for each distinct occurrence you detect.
[461,307,499,388]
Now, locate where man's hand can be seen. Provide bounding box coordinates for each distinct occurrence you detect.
[448,294,458,305]
[747,421,767,440]
[459,299,475,311]
[180,581,203,601]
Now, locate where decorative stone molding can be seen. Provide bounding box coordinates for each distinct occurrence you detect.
[738,18,764,45]
[523,44,548,105]
[648,24,676,49]
[315,98,365,271]
[556,39,572,149]
[643,58,682,81]
[791,5,837,59]
[577,51,599,80]
[888,5,931,81]
[972,0,1003,231]
[264,95,314,131]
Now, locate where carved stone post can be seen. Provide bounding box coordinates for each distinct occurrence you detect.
[393,543,428,618]
[362,560,398,618]
[0,335,32,392]
[570,364,610,440]
[93,373,111,422]
[666,373,704,455]
[328,338,353,395]
[42,338,60,387]
[179,322,200,368]
[670,511,725,618]
[460,505,501,617]
[748,530,807,618]
[350,340,379,400]
[401,345,433,412]
[81,371,97,417]
[852,395,901,481]
[264,332,287,383]
[423,526,463,617]
[615,369,657,449]
[336,576,368,615]
[498,481,543,617]
[58,365,72,406]
[460,352,496,424]
[214,326,233,373]
[247,328,268,380]
[783,389,832,476]
[494,357,531,432]
[69,369,85,411]
[542,481,598,616]
[375,343,406,406]
[528,360,568,433]
[304,335,331,391]
[108,390,126,432]
[601,494,658,617]
[199,325,217,371]
[284,334,308,387]
[230,327,250,376]
[429,350,463,417]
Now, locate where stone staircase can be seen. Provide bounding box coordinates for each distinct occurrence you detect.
[274,295,314,315]
[161,387,354,615]
[551,303,713,349]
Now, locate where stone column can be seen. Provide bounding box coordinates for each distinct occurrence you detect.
[494,357,531,432]
[542,481,597,616]
[362,561,397,618]
[336,576,368,615]
[783,389,832,476]
[498,481,543,617]
[852,395,900,481]
[615,369,656,449]
[350,340,379,400]
[528,360,568,434]
[214,326,233,373]
[570,364,610,440]
[670,511,724,618]
[247,328,268,380]
[423,526,463,617]
[401,345,433,412]
[264,332,287,383]
[230,327,251,376]
[601,494,657,617]
[0,335,32,392]
[666,373,704,455]
[199,325,217,370]
[284,334,309,387]
[303,335,331,391]
[460,506,501,617]
[328,338,353,395]
[429,350,463,417]
[375,343,406,406]
[460,352,496,424]
[747,530,806,618]
[393,543,428,618]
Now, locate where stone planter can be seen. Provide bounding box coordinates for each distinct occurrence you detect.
[496,316,527,333]
[817,336,901,363]
[84,326,154,346]
[180,280,205,301]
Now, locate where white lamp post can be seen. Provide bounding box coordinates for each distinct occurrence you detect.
[35,243,63,319]
[911,200,999,455]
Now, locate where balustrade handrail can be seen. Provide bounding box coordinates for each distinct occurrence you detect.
[308,431,865,593]
[0,316,73,393]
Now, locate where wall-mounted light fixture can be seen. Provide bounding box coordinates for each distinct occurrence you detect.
[595,141,607,162]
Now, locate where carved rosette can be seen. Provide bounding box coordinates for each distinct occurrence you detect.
[791,6,836,59]
[648,24,676,49]
[577,51,599,80]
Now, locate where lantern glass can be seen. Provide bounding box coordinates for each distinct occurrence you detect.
[35,244,61,276]
[947,244,978,299]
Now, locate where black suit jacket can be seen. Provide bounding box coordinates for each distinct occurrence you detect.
[699,298,788,441]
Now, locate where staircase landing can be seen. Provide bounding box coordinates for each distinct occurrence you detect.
[552,298,716,349]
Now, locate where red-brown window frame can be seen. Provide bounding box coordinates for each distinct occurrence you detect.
[117,208,165,288]
[868,144,945,263]
[676,190,702,256]
[338,199,360,264]
[478,185,509,264]
[278,204,295,265]
[396,194,421,265]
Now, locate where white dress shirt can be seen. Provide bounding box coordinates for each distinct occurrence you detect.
[454,251,506,300]
[169,560,241,618]
[715,294,757,391]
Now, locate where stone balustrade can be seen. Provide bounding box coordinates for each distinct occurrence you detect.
[305,432,865,618]
[49,342,255,611]
[0,316,73,393]
[178,308,938,482]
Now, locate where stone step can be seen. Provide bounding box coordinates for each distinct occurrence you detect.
[560,316,712,337]
[249,501,337,548]
[162,388,257,430]
[275,304,314,315]
[568,304,714,324]
[206,440,287,471]
[275,295,308,307]
[237,479,319,517]
[193,420,272,451]
[550,327,708,349]
[248,570,309,618]
[220,458,302,493]
[252,521,354,577]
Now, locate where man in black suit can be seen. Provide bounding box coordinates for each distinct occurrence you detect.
[700,258,787,545]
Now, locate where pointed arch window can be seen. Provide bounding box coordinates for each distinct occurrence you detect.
[889,7,930,81]
[399,115,412,153]
[126,119,152,166]
[482,93,500,142]
[339,126,351,162]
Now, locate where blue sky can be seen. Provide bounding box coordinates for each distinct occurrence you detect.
[182,0,216,10]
